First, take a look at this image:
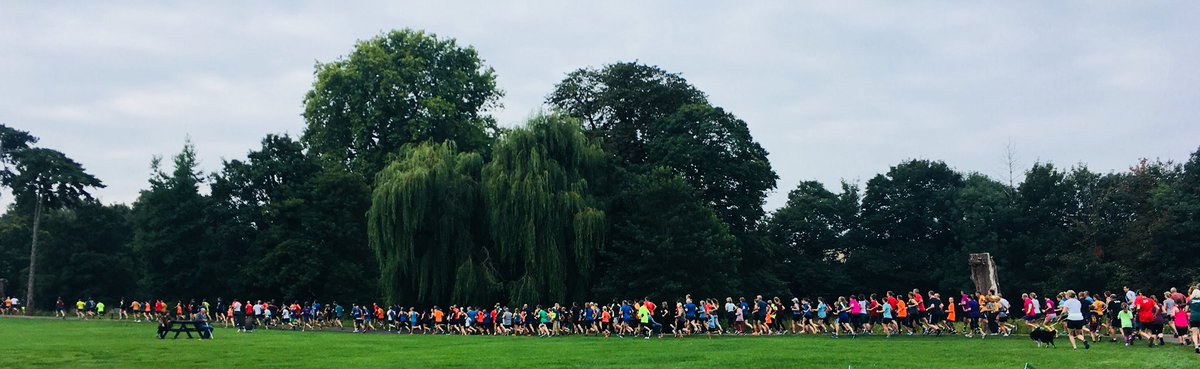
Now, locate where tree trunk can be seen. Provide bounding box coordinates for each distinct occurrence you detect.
[25,196,42,314]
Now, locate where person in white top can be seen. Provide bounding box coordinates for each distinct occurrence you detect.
[1060,290,1090,350]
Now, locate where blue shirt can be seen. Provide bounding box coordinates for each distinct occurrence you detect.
[620,305,633,320]
[684,303,697,317]
[967,300,981,318]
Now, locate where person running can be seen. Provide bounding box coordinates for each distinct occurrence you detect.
[1187,288,1200,354]
[1060,290,1091,350]
[55,297,66,319]
[964,295,981,338]
[1135,292,1164,346]
[881,296,896,337]
[1172,298,1190,347]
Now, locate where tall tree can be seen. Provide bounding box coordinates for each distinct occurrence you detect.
[367,142,489,305]
[132,141,212,299]
[303,29,502,180]
[210,135,377,302]
[482,113,608,304]
[852,160,965,291]
[547,62,707,165]
[0,124,38,189]
[594,167,739,301]
[767,180,859,297]
[3,148,103,310]
[647,104,777,233]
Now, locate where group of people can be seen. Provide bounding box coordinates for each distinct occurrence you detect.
[35,285,1200,354]
[1,296,23,315]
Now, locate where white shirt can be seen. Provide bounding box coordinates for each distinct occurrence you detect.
[725,302,735,312]
[999,298,1010,310]
[1032,299,1041,314]
[1063,299,1084,321]
[1126,290,1137,304]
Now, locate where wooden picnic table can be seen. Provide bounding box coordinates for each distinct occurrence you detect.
[158,320,212,339]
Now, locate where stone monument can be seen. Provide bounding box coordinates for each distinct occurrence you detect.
[968,253,999,294]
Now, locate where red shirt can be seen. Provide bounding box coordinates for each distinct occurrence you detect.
[645,301,656,315]
[887,296,898,312]
[869,301,882,317]
[1136,297,1157,323]
[914,294,926,312]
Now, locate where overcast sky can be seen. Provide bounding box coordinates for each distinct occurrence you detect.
[2,1,1197,211]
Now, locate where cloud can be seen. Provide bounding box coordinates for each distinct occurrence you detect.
[1,0,1197,212]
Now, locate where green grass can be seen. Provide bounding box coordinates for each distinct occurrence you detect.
[1,318,1197,368]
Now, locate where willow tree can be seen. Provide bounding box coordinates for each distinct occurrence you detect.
[483,113,607,304]
[367,142,494,306]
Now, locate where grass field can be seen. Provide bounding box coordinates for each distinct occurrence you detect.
[1,317,1197,368]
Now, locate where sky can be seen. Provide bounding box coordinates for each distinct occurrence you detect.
[2,1,1197,211]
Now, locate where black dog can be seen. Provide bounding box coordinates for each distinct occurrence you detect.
[1029,326,1057,348]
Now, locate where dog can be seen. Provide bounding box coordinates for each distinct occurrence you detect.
[1029,325,1057,348]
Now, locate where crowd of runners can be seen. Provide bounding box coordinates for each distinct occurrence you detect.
[16,285,1200,353]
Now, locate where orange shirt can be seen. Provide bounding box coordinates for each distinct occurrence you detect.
[897,301,908,318]
[433,310,444,323]
[946,304,956,321]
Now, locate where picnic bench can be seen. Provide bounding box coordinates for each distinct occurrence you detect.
[158,320,212,339]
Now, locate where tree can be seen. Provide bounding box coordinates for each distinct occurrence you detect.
[303,29,502,180]
[852,160,965,292]
[767,180,859,297]
[7,202,135,304]
[3,147,103,310]
[132,141,212,299]
[593,167,738,301]
[482,113,608,304]
[1148,147,1200,291]
[549,62,780,294]
[0,124,38,189]
[647,104,777,233]
[367,142,489,305]
[210,135,378,302]
[547,61,707,165]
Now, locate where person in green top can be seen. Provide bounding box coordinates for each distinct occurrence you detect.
[1187,289,1200,354]
[536,306,550,337]
[96,302,106,319]
[1117,302,1134,346]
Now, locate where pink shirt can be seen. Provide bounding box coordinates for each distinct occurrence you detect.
[849,300,862,314]
[1174,307,1189,327]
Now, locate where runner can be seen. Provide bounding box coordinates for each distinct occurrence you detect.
[1059,290,1090,350]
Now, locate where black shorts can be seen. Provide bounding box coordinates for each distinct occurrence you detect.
[1066,319,1085,330]
[1122,327,1133,336]
[1175,326,1189,336]
[1191,320,1200,329]
[1146,323,1164,335]
[883,318,893,324]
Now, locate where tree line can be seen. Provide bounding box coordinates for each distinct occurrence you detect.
[1,29,1197,311]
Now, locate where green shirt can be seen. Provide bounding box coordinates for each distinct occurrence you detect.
[96,302,105,312]
[538,310,548,323]
[638,306,650,323]
[1117,310,1133,328]
[1188,299,1200,322]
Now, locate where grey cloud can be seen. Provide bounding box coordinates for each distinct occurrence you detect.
[1,0,1196,211]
